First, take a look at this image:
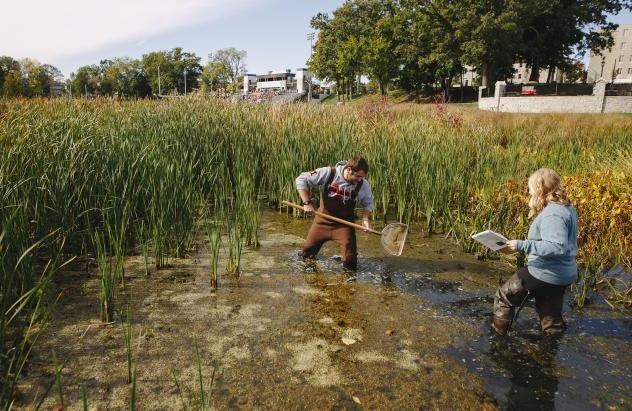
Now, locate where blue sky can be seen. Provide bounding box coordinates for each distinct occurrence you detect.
[0,0,344,78]
[0,1,630,79]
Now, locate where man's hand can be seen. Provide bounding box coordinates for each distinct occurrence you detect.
[361,219,371,232]
[303,204,315,214]
[500,240,519,254]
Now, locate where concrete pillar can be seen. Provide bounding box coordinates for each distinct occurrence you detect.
[593,78,606,113]
[494,81,506,111]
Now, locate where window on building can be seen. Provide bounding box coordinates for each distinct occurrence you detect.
[628,68,632,74]
[621,42,627,49]
[624,29,630,37]
[619,55,624,62]
[518,73,522,79]
[616,68,622,75]
[465,80,469,86]
[629,55,632,62]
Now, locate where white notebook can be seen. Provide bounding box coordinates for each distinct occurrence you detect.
[471,230,509,251]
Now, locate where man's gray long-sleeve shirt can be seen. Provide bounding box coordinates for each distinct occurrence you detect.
[295,160,374,212]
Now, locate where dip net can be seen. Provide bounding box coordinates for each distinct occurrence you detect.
[380,223,408,256]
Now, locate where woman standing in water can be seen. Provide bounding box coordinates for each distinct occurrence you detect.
[493,168,578,336]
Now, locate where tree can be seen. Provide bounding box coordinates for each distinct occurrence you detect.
[0,56,21,95]
[310,2,377,101]
[2,70,23,97]
[142,51,175,95]
[210,48,246,87]
[362,3,400,95]
[141,48,202,95]
[70,65,101,96]
[200,60,230,93]
[310,13,343,99]
[18,58,63,96]
[517,0,632,82]
[171,47,202,94]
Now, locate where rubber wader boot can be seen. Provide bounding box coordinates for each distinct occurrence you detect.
[492,273,529,336]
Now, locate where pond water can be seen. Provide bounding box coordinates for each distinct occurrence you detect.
[16,210,631,410]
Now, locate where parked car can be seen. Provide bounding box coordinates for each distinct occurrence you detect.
[521,85,537,96]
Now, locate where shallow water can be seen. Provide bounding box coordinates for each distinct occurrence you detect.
[16,210,631,410]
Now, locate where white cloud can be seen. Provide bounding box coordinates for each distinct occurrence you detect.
[0,0,265,61]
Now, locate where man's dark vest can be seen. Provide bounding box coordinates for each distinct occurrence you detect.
[318,166,364,223]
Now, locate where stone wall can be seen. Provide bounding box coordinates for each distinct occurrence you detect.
[604,96,632,113]
[478,79,632,113]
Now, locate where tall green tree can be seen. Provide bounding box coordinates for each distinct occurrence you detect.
[0,56,21,95]
[362,3,400,95]
[200,59,230,93]
[2,70,23,97]
[70,65,101,96]
[142,51,175,95]
[310,13,343,99]
[517,0,632,82]
[171,47,202,94]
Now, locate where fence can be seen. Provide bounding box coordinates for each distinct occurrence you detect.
[502,83,594,97]
[479,79,632,113]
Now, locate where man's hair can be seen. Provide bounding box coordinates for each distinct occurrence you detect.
[347,156,369,174]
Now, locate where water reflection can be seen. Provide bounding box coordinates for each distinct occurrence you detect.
[487,334,561,411]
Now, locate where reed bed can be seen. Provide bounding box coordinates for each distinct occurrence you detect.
[0,97,631,404]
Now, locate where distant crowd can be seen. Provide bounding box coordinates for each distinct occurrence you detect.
[242,90,281,103]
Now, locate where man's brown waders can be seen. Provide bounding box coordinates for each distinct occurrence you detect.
[301,167,363,270]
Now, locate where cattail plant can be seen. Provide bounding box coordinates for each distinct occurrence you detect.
[93,231,114,323]
[205,218,221,290]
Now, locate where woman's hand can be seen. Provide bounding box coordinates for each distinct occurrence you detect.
[500,240,519,254]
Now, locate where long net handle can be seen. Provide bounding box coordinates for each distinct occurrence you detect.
[281,201,381,235]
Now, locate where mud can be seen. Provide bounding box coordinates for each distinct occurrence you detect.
[15,210,631,410]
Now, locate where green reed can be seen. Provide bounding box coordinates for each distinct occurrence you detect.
[205,220,221,290]
[93,231,114,323]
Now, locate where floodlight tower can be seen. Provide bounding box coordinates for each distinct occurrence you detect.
[307,32,315,102]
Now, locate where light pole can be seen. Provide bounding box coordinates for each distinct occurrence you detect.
[184,69,187,96]
[600,57,605,79]
[307,32,315,102]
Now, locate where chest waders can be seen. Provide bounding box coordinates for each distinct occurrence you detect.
[301,167,364,270]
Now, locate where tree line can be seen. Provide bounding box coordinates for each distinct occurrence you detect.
[309,0,632,99]
[0,57,63,97]
[0,47,247,98]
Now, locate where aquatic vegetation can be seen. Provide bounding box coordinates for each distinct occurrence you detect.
[205,219,221,289]
[52,350,65,410]
[125,311,138,410]
[170,345,217,411]
[93,231,114,323]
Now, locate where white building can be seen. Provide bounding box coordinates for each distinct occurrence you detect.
[510,62,562,84]
[242,68,313,94]
[296,68,312,94]
[587,24,632,83]
[243,74,258,94]
[255,70,296,92]
[463,62,562,86]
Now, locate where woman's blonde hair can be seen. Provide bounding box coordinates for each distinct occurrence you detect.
[527,168,570,218]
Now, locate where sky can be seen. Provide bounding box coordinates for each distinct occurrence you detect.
[1,1,630,79]
[0,0,344,78]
